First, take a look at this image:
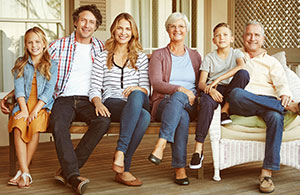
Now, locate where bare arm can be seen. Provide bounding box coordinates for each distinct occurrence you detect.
[1,90,15,114]
[199,71,223,103]
[123,86,148,97]
[91,97,111,117]
[27,100,46,124]
[208,57,245,90]
[198,71,209,91]
[14,97,28,121]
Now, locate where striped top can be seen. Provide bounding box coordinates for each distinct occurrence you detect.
[89,51,150,102]
[48,32,104,98]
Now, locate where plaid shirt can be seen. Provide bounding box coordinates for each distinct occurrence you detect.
[48,32,104,98]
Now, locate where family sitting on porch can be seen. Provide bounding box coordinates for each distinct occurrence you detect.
[1,4,300,195]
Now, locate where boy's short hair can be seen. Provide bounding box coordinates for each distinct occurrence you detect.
[213,22,232,35]
[72,4,102,30]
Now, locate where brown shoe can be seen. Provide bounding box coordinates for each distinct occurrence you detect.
[259,176,275,193]
[54,168,67,185]
[115,173,142,186]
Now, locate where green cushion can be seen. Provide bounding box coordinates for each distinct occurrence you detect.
[231,111,297,128]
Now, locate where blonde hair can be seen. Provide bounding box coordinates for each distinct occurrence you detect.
[105,12,143,69]
[12,27,52,80]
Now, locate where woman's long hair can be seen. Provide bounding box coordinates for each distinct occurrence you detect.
[105,13,143,69]
[12,27,52,80]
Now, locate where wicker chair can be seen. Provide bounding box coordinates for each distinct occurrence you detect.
[208,52,300,181]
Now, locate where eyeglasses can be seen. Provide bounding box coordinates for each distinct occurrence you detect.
[169,25,186,30]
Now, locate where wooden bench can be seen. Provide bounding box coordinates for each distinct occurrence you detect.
[8,116,203,179]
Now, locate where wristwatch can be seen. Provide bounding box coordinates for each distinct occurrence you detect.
[298,102,300,115]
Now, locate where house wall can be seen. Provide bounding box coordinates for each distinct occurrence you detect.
[0,0,228,146]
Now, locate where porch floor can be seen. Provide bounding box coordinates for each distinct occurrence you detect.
[0,135,299,194]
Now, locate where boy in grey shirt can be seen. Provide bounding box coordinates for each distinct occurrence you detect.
[189,23,250,169]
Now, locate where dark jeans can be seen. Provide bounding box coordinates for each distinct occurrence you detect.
[195,69,249,143]
[104,90,150,172]
[49,96,111,180]
[229,88,285,170]
[156,92,197,168]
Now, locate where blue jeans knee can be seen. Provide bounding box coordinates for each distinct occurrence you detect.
[169,92,189,105]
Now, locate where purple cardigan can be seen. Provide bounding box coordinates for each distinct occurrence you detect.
[148,45,202,120]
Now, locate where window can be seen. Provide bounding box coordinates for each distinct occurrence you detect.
[0,0,64,92]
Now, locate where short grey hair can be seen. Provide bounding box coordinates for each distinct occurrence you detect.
[244,20,265,36]
[165,12,190,32]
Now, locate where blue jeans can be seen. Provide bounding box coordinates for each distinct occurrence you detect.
[49,96,111,181]
[104,90,150,172]
[196,69,249,142]
[156,92,197,168]
[228,88,285,170]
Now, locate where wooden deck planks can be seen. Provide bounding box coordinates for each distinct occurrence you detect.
[0,134,299,194]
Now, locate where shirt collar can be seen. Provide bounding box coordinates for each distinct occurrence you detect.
[241,47,267,59]
[72,31,96,47]
[27,56,34,66]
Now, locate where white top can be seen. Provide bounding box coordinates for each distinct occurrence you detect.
[62,42,93,96]
[200,48,244,85]
[89,50,150,102]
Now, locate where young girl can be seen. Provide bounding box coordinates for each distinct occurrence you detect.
[7,27,57,188]
[89,13,150,186]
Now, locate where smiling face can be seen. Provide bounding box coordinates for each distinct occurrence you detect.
[74,10,97,44]
[114,18,132,46]
[167,19,187,42]
[243,24,265,53]
[213,26,233,49]
[25,32,45,60]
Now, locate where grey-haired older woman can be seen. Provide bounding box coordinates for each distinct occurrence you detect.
[148,12,201,185]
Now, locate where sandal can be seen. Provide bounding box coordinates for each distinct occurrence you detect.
[8,170,22,186]
[18,172,33,189]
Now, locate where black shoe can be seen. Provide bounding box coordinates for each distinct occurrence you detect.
[175,177,189,185]
[221,112,232,125]
[54,168,67,185]
[148,153,162,165]
[69,176,90,195]
[189,153,204,169]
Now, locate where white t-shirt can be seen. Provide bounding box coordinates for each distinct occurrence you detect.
[200,48,244,85]
[62,42,93,96]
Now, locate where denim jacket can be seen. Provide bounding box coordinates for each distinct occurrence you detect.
[12,57,58,115]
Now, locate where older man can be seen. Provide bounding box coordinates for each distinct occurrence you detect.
[228,21,293,193]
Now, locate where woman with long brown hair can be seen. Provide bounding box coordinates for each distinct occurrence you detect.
[89,13,150,186]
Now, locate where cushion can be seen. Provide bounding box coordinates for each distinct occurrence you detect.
[272,51,300,102]
[222,115,300,142]
[230,111,297,128]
